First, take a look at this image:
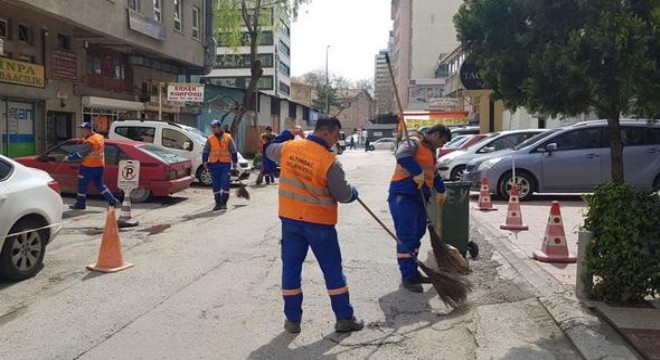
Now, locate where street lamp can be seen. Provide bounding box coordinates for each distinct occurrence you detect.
[325,45,330,115]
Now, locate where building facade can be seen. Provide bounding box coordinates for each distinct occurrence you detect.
[206,5,292,100]
[0,0,213,157]
[374,47,394,115]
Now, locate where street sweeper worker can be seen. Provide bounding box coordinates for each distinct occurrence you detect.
[389,125,452,293]
[65,122,119,210]
[260,126,277,185]
[265,117,364,334]
[203,119,238,211]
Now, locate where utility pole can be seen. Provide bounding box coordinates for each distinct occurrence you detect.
[325,45,330,115]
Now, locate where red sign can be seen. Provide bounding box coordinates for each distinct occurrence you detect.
[51,50,77,81]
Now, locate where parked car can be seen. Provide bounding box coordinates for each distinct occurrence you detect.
[466,120,660,200]
[0,155,63,281]
[437,129,545,181]
[337,131,346,154]
[109,119,251,186]
[15,139,195,203]
[369,137,396,151]
[438,133,492,158]
[451,126,481,136]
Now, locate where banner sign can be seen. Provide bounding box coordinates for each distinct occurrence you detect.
[166,83,205,102]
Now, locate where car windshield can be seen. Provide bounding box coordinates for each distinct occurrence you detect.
[182,126,208,145]
[464,133,496,151]
[446,135,470,147]
[513,129,558,150]
[138,144,188,164]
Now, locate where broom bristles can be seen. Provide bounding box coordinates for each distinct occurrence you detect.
[418,260,472,309]
[428,224,470,274]
[236,183,250,200]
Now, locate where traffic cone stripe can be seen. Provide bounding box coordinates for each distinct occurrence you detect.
[533,201,576,263]
[476,178,497,211]
[500,184,528,231]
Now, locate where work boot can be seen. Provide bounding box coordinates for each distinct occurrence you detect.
[212,203,223,212]
[284,319,301,334]
[108,199,118,208]
[402,278,424,293]
[335,316,364,333]
[220,201,228,210]
[69,204,86,210]
[416,271,432,284]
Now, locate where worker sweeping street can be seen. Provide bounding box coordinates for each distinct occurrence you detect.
[65,122,119,210]
[389,125,452,293]
[259,126,277,185]
[265,117,363,334]
[203,119,238,211]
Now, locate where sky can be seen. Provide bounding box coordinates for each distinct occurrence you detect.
[290,0,392,82]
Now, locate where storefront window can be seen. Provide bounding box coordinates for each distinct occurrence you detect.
[1,99,35,157]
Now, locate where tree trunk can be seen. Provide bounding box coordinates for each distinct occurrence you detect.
[606,115,624,183]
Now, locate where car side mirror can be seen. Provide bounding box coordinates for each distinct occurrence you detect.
[183,141,192,151]
[546,143,558,153]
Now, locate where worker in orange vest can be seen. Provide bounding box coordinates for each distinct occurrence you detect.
[65,122,118,210]
[265,117,363,334]
[389,125,452,293]
[203,120,238,211]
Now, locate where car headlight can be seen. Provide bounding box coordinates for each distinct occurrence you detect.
[478,158,502,171]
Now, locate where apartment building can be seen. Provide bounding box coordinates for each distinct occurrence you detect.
[0,0,213,157]
[205,6,292,100]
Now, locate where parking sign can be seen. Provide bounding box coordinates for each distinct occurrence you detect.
[118,160,140,191]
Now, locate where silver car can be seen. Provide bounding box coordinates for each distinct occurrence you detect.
[436,129,545,181]
[467,120,660,200]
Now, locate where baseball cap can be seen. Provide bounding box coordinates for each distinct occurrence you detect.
[77,122,93,130]
[210,119,222,127]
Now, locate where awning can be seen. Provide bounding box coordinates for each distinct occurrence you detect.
[82,96,144,111]
[404,111,469,129]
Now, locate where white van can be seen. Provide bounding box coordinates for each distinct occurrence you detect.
[109,120,251,186]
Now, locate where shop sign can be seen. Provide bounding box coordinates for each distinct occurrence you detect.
[0,58,45,88]
[459,62,489,90]
[166,83,205,102]
[52,49,78,81]
[128,9,166,41]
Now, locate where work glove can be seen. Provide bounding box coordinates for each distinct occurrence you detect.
[349,186,359,203]
[413,173,425,190]
[435,192,446,205]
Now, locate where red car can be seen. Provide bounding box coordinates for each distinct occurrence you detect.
[438,134,491,158]
[15,139,194,203]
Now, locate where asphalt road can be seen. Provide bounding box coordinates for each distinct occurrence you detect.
[0,150,583,360]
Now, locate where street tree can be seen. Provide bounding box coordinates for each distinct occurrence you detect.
[454,0,660,182]
[214,0,309,135]
[297,72,373,117]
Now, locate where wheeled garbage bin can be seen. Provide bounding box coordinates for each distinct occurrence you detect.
[427,181,478,258]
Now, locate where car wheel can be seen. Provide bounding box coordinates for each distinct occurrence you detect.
[499,171,536,201]
[450,165,466,181]
[369,145,375,151]
[130,188,151,203]
[197,167,213,186]
[0,218,47,281]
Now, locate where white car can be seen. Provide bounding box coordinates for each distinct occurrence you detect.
[0,155,63,281]
[109,119,251,186]
[369,137,396,151]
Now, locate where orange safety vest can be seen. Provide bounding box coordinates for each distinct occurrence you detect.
[391,136,435,188]
[278,139,338,225]
[207,133,232,163]
[82,133,105,167]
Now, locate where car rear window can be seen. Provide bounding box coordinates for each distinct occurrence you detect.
[137,145,188,164]
[0,159,13,181]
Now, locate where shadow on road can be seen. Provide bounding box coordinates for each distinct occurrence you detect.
[247,330,350,359]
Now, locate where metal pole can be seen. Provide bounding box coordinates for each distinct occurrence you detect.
[158,82,163,121]
[325,45,330,115]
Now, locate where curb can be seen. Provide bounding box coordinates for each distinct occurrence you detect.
[471,214,640,360]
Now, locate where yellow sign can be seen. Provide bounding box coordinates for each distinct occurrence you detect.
[404,111,469,130]
[0,58,45,88]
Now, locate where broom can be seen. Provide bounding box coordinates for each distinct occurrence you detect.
[384,53,469,275]
[357,198,471,308]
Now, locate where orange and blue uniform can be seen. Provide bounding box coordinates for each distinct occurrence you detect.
[203,131,238,207]
[265,130,358,323]
[388,134,446,281]
[67,132,118,208]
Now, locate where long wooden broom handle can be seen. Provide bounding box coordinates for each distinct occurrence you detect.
[384,53,411,147]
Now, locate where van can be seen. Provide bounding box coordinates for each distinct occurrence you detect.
[109,120,251,186]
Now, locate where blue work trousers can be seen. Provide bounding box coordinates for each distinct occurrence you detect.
[209,162,231,204]
[281,220,354,323]
[75,165,118,206]
[388,194,427,280]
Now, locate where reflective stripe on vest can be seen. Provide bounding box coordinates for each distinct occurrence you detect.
[207,133,232,163]
[82,133,105,167]
[391,137,435,188]
[278,139,338,225]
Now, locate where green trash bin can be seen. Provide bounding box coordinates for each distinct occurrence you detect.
[427,181,478,258]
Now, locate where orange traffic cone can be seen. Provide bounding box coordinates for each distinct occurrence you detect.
[474,177,497,211]
[500,184,528,231]
[533,201,576,263]
[87,207,134,273]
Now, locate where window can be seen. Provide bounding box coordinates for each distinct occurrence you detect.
[104,145,130,165]
[0,18,8,38]
[87,53,127,80]
[114,126,156,143]
[192,6,200,40]
[647,127,660,145]
[282,23,290,37]
[544,128,606,151]
[617,126,660,146]
[18,24,30,43]
[216,31,273,47]
[214,53,274,69]
[57,34,70,49]
[0,159,13,181]
[278,40,290,57]
[278,62,290,76]
[280,81,290,96]
[288,102,295,117]
[207,76,274,91]
[482,132,539,153]
[173,0,182,31]
[18,54,34,63]
[162,129,192,151]
[128,0,140,11]
[153,0,162,22]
